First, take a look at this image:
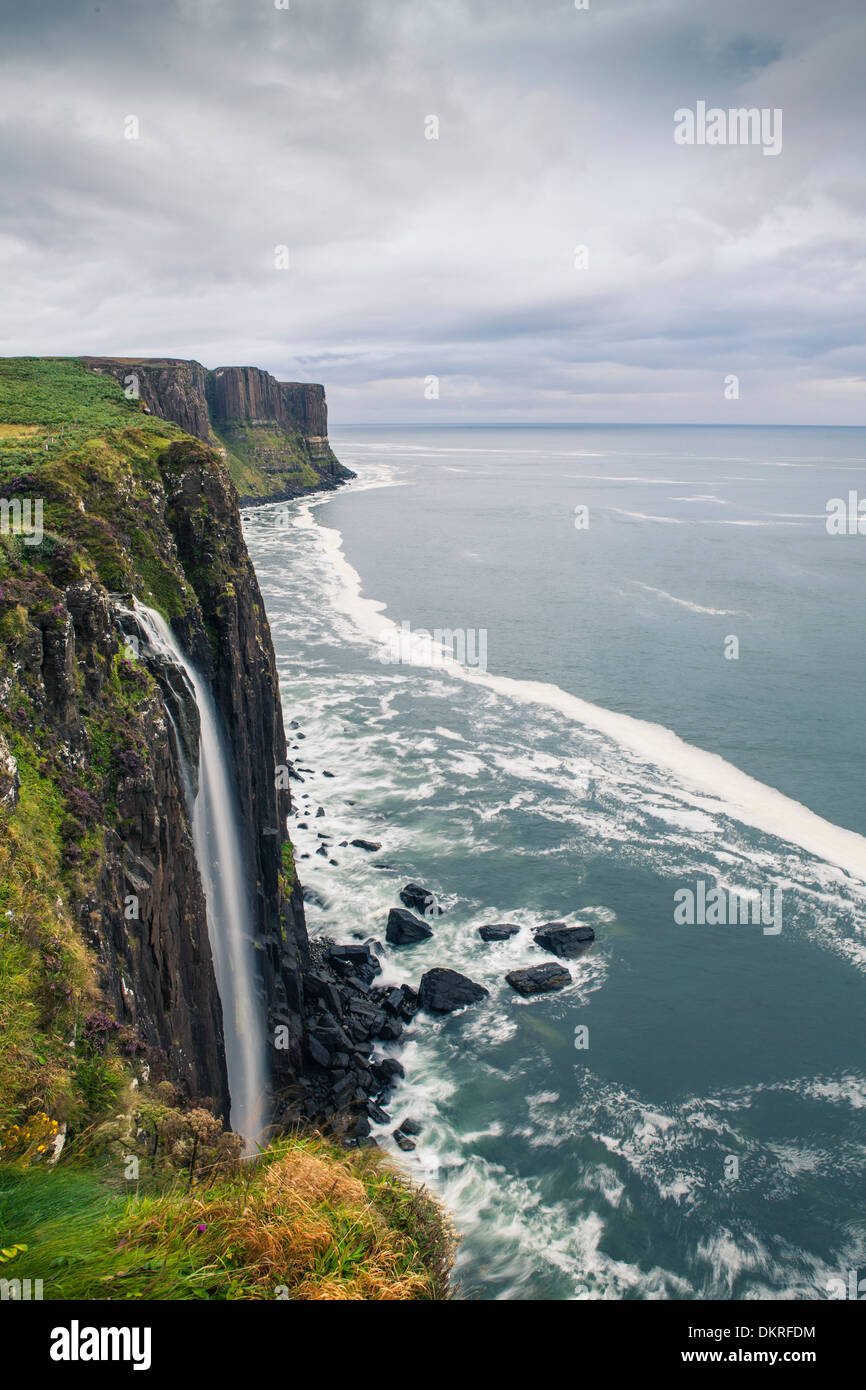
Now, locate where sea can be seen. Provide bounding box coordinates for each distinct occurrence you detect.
[241,424,866,1301]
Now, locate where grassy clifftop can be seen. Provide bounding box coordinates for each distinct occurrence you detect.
[0,1132,453,1301]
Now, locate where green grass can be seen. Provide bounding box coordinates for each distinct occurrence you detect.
[213,421,326,500]
[0,742,93,1130]
[0,1135,455,1300]
[0,357,140,430]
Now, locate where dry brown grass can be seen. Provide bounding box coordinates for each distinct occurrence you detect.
[109,1134,455,1300]
[0,423,41,438]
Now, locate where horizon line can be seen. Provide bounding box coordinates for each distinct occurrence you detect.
[329,420,866,430]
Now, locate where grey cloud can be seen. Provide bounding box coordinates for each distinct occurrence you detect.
[0,0,864,422]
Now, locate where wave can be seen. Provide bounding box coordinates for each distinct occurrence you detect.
[290,477,866,891]
[629,581,747,618]
[609,508,810,527]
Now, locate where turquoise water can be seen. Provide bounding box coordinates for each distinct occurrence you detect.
[243,426,866,1300]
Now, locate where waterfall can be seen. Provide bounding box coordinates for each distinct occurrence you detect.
[128,602,267,1148]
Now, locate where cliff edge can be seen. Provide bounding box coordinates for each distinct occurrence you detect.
[0,358,377,1138]
[81,356,354,504]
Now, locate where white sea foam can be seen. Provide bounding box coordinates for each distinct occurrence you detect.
[243,461,866,1299]
[629,581,747,617]
[292,488,866,891]
[610,508,808,528]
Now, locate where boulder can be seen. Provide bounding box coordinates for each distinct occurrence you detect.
[399,882,443,916]
[393,1131,417,1152]
[505,962,571,996]
[302,886,327,907]
[533,923,595,957]
[478,923,520,942]
[351,838,382,852]
[372,1057,405,1087]
[386,908,434,945]
[307,1035,330,1068]
[325,943,382,984]
[418,968,489,1014]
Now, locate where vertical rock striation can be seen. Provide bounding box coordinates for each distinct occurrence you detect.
[82,357,353,503]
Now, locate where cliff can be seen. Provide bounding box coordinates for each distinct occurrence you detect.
[0,356,454,1303]
[0,358,379,1139]
[81,357,354,505]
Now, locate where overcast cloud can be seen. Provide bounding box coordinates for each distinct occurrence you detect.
[0,0,864,423]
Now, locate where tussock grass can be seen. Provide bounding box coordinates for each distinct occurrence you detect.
[0,1134,456,1300]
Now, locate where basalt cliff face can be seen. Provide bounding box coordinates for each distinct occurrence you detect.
[82,357,353,505]
[0,358,384,1142]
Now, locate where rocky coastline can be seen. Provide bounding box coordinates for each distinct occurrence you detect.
[0,355,598,1165]
[270,708,598,1151]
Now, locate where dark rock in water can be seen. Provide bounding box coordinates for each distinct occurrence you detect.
[351,838,382,852]
[316,845,328,857]
[302,885,327,907]
[372,1056,405,1086]
[326,943,382,984]
[315,806,325,818]
[506,962,571,996]
[399,882,444,916]
[323,770,335,778]
[397,984,419,1018]
[386,908,434,945]
[398,1117,421,1136]
[296,822,309,830]
[533,923,595,957]
[367,1102,391,1124]
[478,923,520,942]
[373,983,418,1019]
[289,719,300,728]
[393,1130,417,1152]
[377,1017,403,1042]
[339,840,348,847]
[418,967,488,1013]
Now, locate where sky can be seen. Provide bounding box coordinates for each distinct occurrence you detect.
[0,0,864,424]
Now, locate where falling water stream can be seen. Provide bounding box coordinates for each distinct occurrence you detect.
[131,602,267,1147]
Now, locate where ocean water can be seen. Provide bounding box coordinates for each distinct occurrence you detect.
[242,425,866,1301]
